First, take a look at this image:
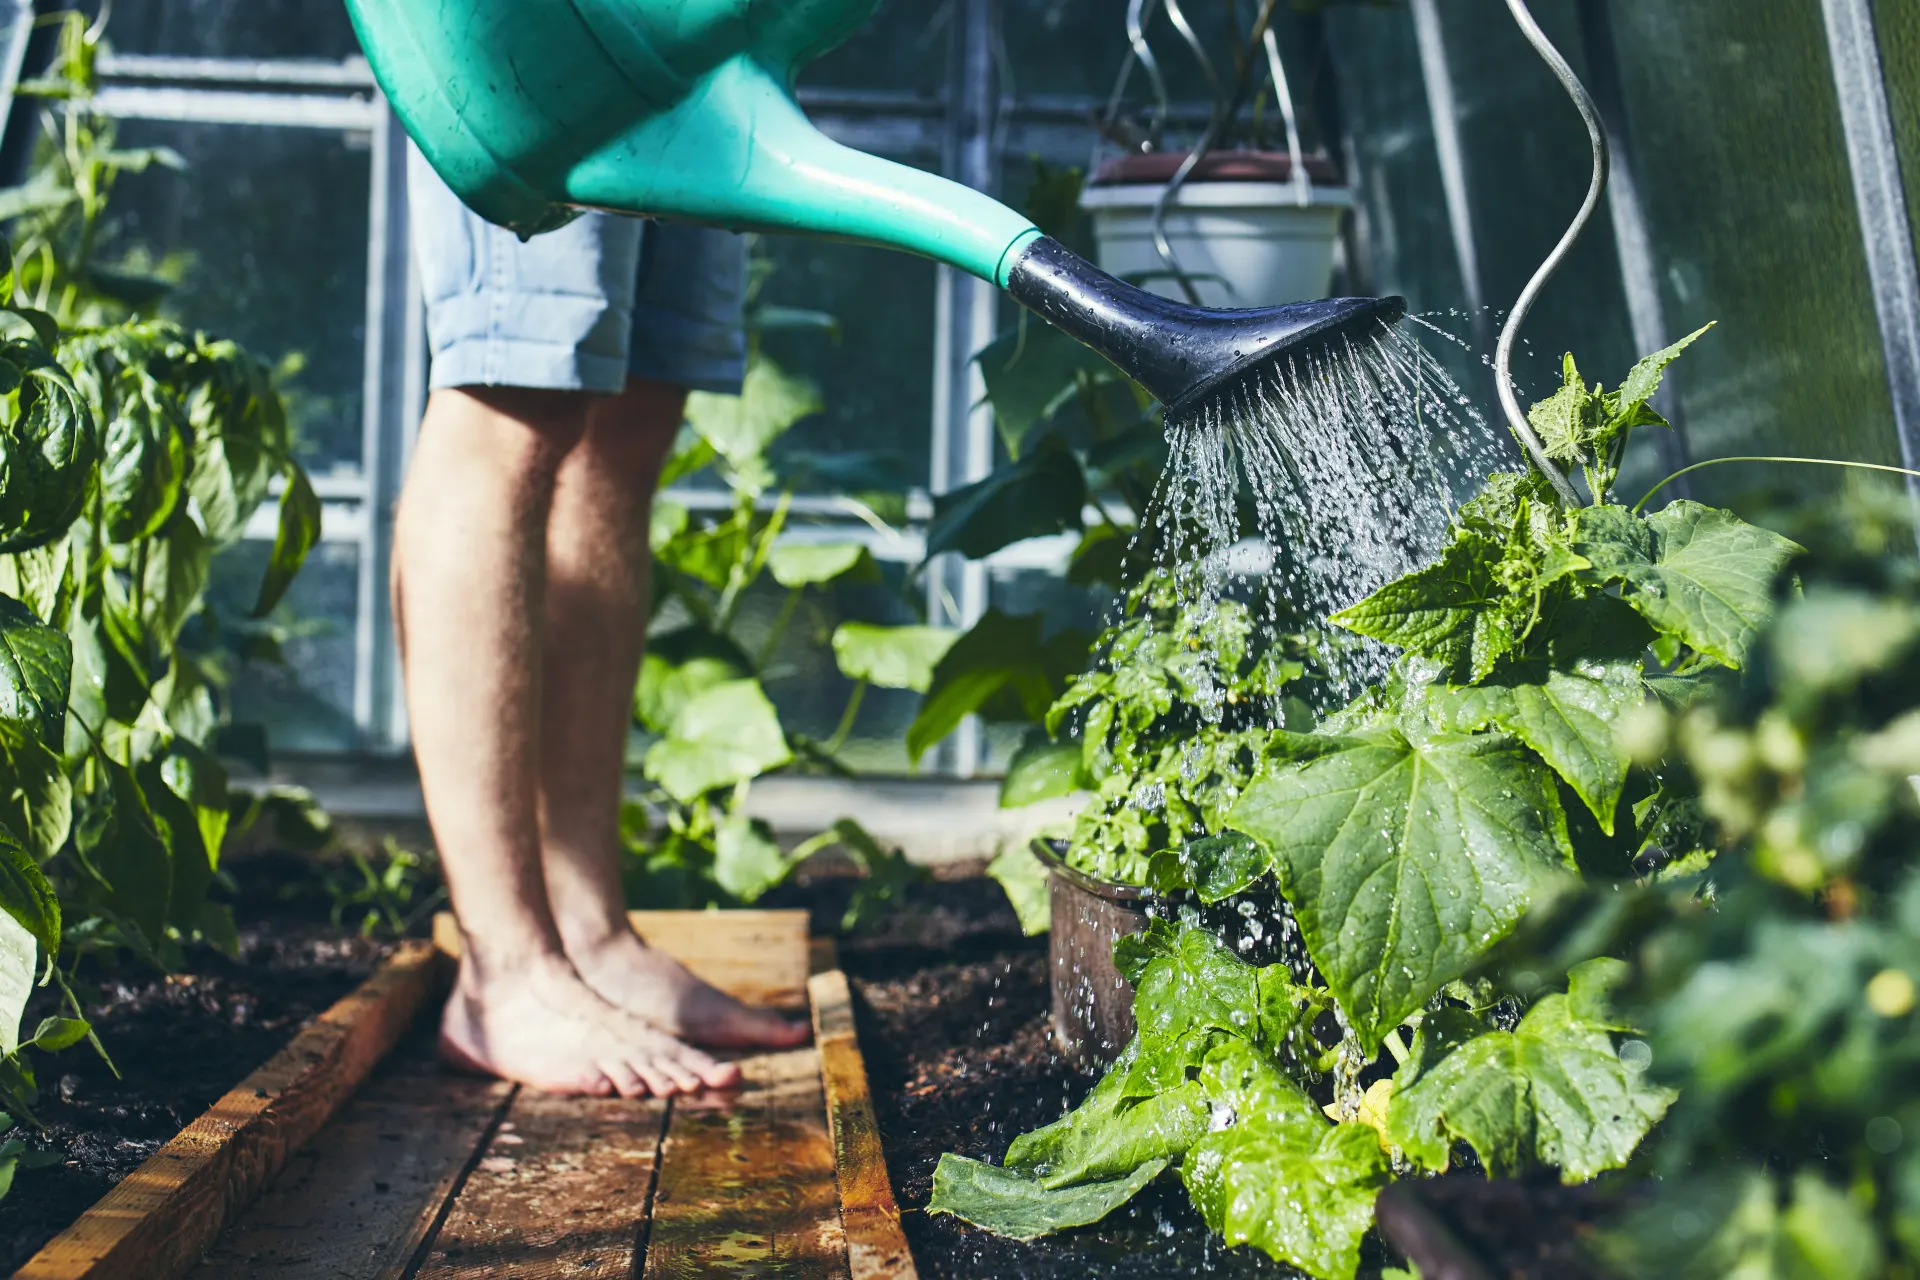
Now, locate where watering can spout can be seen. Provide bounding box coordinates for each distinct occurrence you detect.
[345,0,1405,412]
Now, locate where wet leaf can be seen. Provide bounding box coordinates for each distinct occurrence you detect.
[0,594,69,749]
[1003,1057,1209,1187]
[926,1152,1167,1240]
[1573,501,1799,669]
[1147,831,1271,903]
[1229,728,1573,1052]
[1389,959,1675,1180]
[1183,1116,1389,1280]
[1329,528,1519,679]
[999,730,1086,808]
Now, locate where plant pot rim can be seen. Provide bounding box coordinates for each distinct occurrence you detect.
[1088,148,1343,188]
[1031,836,1154,904]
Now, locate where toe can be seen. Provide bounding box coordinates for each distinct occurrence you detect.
[657,1056,704,1094]
[630,1060,679,1097]
[687,1051,743,1091]
[601,1059,651,1099]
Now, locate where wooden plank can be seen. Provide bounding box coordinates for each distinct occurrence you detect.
[16,940,446,1280]
[434,910,811,1011]
[186,1038,513,1279]
[808,936,839,978]
[808,972,917,1280]
[414,1091,670,1280]
[642,1047,848,1280]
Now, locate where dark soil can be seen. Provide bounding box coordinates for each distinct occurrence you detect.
[0,851,391,1273]
[824,861,1623,1280]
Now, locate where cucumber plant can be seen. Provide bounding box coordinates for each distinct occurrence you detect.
[931,332,1805,1279]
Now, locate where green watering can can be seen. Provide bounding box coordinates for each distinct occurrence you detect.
[344,0,1404,416]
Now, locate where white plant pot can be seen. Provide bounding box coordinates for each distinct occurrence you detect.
[1078,180,1353,310]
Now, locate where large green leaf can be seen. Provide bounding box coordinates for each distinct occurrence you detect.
[1228,729,1573,1051]
[986,840,1051,935]
[634,627,752,734]
[0,594,70,749]
[766,541,879,589]
[1146,831,1271,904]
[830,623,957,692]
[0,342,96,554]
[1118,931,1317,1099]
[81,759,172,946]
[0,824,57,955]
[1572,501,1799,668]
[686,355,821,494]
[1389,959,1676,1181]
[251,464,321,617]
[1433,659,1645,832]
[999,730,1086,808]
[925,439,1085,561]
[98,374,187,543]
[0,724,70,863]
[906,610,1087,763]
[1004,1064,1211,1187]
[926,1153,1167,1240]
[974,320,1116,459]
[1183,1119,1389,1280]
[641,678,791,804]
[185,419,275,546]
[138,510,211,644]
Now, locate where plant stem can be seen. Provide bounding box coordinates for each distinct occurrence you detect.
[1633,456,1920,514]
[757,586,803,670]
[1383,1029,1410,1066]
[826,679,868,756]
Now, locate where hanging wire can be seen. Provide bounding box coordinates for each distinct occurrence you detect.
[1494,0,1607,507]
[1261,26,1312,208]
[1091,0,1169,174]
[1150,0,1286,304]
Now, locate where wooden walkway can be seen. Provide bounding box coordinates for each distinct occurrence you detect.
[16,911,914,1280]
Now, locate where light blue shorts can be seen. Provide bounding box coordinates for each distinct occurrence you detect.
[407,145,748,395]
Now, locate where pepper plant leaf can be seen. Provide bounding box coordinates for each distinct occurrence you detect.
[0,723,68,863]
[830,622,957,692]
[0,910,32,1057]
[1183,1117,1389,1280]
[0,342,96,554]
[1572,501,1799,669]
[0,594,69,749]
[926,1153,1168,1240]
[1388,958,1676,1181]
[81,758,173,947]
[251,462,321,617]
[642,678,792,804]
[0,823,57,955]
[1228,729,1574,1052]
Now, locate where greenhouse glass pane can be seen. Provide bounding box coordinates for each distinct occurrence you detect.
[1874,0,1920,267]
[758,231,938,492]
[207,538,362,755]
[1609,0,1900,505]
[105,120,371,475]
[106,0,362,61]
[799,0,947,95]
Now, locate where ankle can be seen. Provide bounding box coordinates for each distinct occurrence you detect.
[456,938,575,993]
[555,914,640,963]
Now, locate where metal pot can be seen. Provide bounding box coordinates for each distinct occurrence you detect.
[1033,838,1153,1067]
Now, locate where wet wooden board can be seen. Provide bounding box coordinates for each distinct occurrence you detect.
[16,940,446,1280]
[433,910,811,1011]
[809,971,917,1280]
[185,1036,513,1279]
[415,1091,670,1280]
[642,1047,848,1280]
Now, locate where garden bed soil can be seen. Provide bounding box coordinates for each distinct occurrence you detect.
[0,851,393,1274]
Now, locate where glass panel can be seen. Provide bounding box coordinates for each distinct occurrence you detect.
[1609,0,1901,506]
[106,120,372,475]
[209,538,362,754]
[799,0,948,96]
[1874,0,1920,267]
[757,231,938,492]
[105,0,363,61]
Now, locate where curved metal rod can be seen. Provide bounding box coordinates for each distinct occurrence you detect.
[1163,0,1222,103]
[1494,0,1604,508]
[1123,0,1170,146]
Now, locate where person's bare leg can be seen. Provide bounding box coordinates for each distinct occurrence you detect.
[395,384,743,1097]
[538,377,809,1050]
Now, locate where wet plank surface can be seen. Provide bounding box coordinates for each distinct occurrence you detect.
[17,941,444,1280]
[809,971,917,1280]
[643,1047,848,1280]
[187,1034,512,1279]
[415,1091,669,1280]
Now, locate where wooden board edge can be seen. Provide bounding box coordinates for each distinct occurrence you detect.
[432,908,814,960]
[807,969,918,1280]
[14,940,446,1280]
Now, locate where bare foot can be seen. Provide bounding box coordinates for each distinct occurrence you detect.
[439,952,743,1097]
[567,928,812,1051]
